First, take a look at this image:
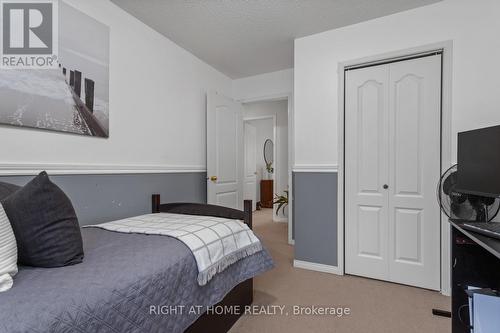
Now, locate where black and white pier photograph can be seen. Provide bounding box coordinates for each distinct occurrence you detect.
[0,2,110,137]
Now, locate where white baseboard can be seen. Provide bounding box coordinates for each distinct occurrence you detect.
[273,216,288,223]
[293,260,343,275]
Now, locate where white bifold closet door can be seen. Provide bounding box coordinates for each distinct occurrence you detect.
[345,55,442,290]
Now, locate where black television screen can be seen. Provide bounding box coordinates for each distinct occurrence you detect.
[457,125,500,197]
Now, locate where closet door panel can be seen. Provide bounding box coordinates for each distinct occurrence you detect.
[388,55,442,290]
[345,65,390,280]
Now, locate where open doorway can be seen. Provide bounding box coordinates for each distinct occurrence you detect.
[242,100,289,224]
[206,91,293,244]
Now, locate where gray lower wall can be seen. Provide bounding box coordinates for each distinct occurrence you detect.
[293,172,338,267]
[0,173,206,225]
[3,171,339,264]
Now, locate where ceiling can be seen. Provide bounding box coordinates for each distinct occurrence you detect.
[111,0,441,79]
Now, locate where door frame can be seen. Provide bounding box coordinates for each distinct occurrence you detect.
[243,115,278,213]
[337,41,453,295]
[237,93,294,245]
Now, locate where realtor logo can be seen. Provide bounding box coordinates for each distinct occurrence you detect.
[1,0,58,68]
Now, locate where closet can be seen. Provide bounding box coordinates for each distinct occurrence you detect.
[344,54,442,290]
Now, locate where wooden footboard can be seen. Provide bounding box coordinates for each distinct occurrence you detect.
[185,278,253,333]
[151,196,254,333]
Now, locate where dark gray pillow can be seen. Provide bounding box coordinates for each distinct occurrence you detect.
[0,182,20,201]
[2,172,84,267]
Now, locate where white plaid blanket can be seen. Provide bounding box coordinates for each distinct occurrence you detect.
[85,213,262,286]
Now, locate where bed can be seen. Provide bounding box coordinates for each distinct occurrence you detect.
[0,192,273,333]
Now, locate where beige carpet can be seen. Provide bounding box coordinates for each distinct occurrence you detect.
[230,209,451,333]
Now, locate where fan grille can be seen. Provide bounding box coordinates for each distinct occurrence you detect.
[438,164,500,222]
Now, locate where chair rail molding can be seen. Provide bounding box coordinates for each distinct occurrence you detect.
[292,164,339,173]
[0,162,206,176]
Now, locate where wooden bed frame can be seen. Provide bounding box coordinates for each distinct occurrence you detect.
[151,195,254,333]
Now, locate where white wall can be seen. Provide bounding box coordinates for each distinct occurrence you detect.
[246,118,273,202]
[233,69,293,102]
[294,0,500,167]
[244,100,289,219]
[0,0,232,174]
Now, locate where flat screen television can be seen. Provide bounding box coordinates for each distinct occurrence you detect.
[456,125,500,197]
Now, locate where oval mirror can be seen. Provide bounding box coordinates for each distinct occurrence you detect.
[264,139,274,166]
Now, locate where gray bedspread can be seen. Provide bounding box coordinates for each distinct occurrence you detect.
[0,228,274,333]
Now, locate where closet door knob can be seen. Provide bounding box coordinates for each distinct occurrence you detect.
[383,184,389,190]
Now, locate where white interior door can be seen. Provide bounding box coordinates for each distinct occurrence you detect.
[207,91,244,210]
[244,123,257,211]
[345,54,442,290]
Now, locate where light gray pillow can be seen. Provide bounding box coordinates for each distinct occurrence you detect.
[0,203,17,292]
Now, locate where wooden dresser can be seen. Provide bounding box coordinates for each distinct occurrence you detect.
[260,180,274,208]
